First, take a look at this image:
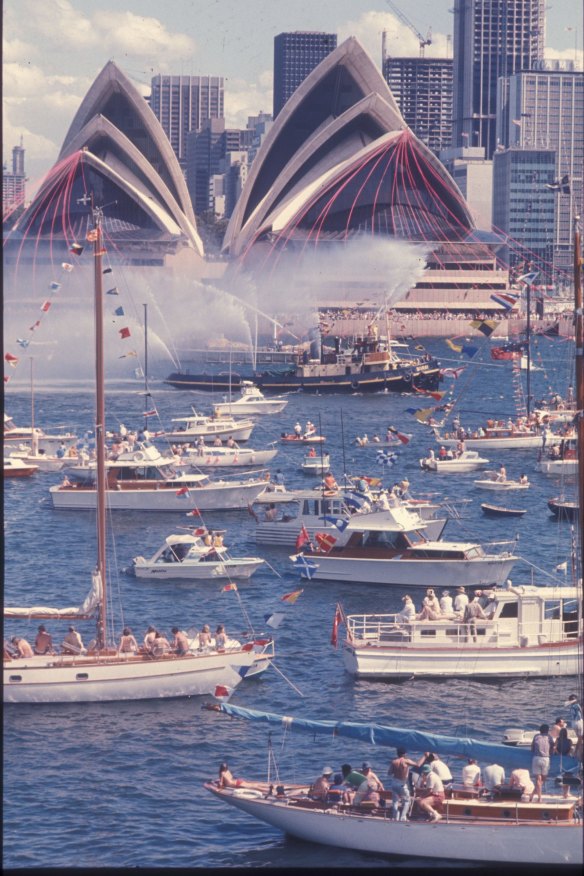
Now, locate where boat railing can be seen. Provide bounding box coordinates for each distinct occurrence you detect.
[345,614,572,646]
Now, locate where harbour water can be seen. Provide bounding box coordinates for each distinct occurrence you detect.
[3,336,579,869]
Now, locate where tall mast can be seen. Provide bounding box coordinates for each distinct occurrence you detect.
[573,216,583,573]
[143,303,149,432]
[93,206,107,648]
[525,281,532,417]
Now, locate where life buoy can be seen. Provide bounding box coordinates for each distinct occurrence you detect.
[351,380,359,390]
[232,788,262,799]
[403,370,413,383]
[134,451,145,462]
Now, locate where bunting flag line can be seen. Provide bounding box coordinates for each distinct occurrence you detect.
[281,588,304,604]
[5,353,19,367]
[490,291,520,311]
[315,532,337,552]
[16,338,30,349]
[213,685,232,701]
[446,338,463,353]
[469,319,498,338]
[186,508,201,517]
[103,267,113,275]
[295,524,311,552]
[30,320,41,331]
[386,426,410,445]
[114,306,125,317]
[62,262,74,272]
[143,409,157,418]
[70,242,84,256]
[264,612,286,629]
[320,515,349,533]
[106,287,119,295]
[119,327,131,339]
[440,367,465,379]
[222,583,238,592]
[118,350,138,359]
[86,229,98,242]
[413,385,445,401]
[292,555,319,579]
[516,271,540,285]
[376,449,399,466]
[343,493,368,511]
[49,282,61,291]
[176,486,190,497]
[406,406,435,423]
[40,301,52,312]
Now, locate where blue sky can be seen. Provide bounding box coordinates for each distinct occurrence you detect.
[3,0,582,193]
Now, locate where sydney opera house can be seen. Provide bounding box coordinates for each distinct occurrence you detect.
[5,38,508,316]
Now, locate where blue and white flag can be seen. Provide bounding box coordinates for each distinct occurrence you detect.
[264,612,286,629]
[376,450,398,466]
[320,515,349,533]
[343,492,368,511]
[516,271,540,285]
[291,555,319,579]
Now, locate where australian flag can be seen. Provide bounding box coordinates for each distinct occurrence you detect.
[320,515,349,532]
[291,555,319,579]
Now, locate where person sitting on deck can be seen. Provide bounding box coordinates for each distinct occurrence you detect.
[143,626,158,652]
[198,625,212,648]
[151,632,171,655]
[214,625,227,649]
[171,627,190,655]
[307,447,316,458]
[11,636,34,658]
[398,595,416,623]
[461,758,482,789]
[309,766,334,801]
[353,762,384,807]
[439,590,453,616]
[417,589,442,621]
[264,503,278,522]
[61,626,85,655]
[413,765,445,821]
[34,625,55,655]
[218,762,262,790]
[323,473,338,493]
[496,464,507,482]
[213,436,223,447]
[118,627,138,654]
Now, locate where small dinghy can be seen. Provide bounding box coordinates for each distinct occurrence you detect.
[474,470,530,491]
[300,452,330,474]
[280,432,326,444]
[481,503,527,518]
[127,530,265,581]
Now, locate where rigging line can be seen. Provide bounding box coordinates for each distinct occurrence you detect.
[267,660,305,698]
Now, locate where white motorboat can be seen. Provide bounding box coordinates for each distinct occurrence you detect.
[502,727,579,747]
[3,456,39,477]
[181,443,278,468]
[212,381,288,415]
[434,424,556,451]
[49,444,268,511]
[293,505,517,587]
[4,413,77,454]
[420,450,489,473]
[4,207,272,703]
[255,491,447,546]
[535,437,578,476]
[300,452,330,474]
[163,409,255,443]
[203,705,582,866]
[8,430,69,472]
[473,472,530,491]
[342,582,582,679]
[127,531,265,581]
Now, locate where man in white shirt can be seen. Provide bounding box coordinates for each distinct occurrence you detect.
[482,763,505,790]
[461,758,481,788]
[439,590,453,615]
[454,586,469,614]
[427,753,453,786]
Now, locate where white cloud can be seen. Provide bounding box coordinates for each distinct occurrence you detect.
[2,37,38,63]
[93,11,196,59]
[224,73,273,128]
[338,10,450,62]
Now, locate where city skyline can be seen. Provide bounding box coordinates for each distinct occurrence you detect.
[4,0,582,194]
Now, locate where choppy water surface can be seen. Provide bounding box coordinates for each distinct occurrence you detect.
[3,337,579,868]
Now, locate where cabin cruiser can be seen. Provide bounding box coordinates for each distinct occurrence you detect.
[212,381,288,415]
[49,444,268,511]
[433,419,561,451]
[293,505,517,587]
[127,531,265,581]
[180,443,278,468]
[342,582,582,679]
[4,413,77,454]
[300,452,330,474]
[3,456,38,477]
[535,437,578,476]
[256,491,447,547]
[162,409,254,443]
[420,449,489,473]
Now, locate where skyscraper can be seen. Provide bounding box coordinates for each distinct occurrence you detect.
[150,75,224,170]
[452,0,544,158]
[383,57,453,156]
[3,138,27,215]
[496,60,584,280]
[273,32,337,118]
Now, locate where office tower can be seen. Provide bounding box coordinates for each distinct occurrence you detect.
[452,0,544,158]
[186,118,245,215]
[383,57,453,155]
[150,75,224,169]
[496,61,584,280]
[273,31,337,117]
[492,148,556,280]
[439,146,493,229]
[3,139,26,214]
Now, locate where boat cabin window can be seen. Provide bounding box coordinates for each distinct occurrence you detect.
[498,602,518,618]
[116,466,165,481]
[361,530,409,549]
[464,547,484,560]
[544,600,561,620]
[408,548,467,559]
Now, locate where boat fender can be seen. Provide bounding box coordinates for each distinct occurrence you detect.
[232,788,262,799]
[134,451,146,462]
[351,381,359,390]
[403,370,413,383]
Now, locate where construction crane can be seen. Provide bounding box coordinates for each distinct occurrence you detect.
[386,0,432,57]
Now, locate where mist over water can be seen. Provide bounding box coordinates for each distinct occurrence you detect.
[4,237,429,384]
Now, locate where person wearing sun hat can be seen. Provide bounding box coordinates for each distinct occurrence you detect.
[453,586,469,615]
[309,766,334,801]
[413,764,445,821]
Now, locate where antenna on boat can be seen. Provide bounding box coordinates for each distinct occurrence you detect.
[340,409,348,486]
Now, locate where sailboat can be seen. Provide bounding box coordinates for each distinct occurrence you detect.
[201,218,584,863]
[3,205,272,703]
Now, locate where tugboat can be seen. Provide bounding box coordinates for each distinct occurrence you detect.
[165,329,440,394]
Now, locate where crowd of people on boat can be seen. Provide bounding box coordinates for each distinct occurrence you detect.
[398,586,498,633]
[4,621,233,660]
[218,704,582,818]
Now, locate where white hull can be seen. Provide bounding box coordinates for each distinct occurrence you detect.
[256,515,447,546]
[474,480,530,491]
[132,558,264,580]
[422,460,488,473]
[302,555,516,587]
[535,460,578,476]
[166,424,254,442]
[213,400,288,415]
[205,787,582,865]
[184,448,277,467]
[9,451,67,472]
[4,650,255,704]
[49,481,266,511]
[439,435,557,450]
[4,432,77,453]
[343,641,582,678]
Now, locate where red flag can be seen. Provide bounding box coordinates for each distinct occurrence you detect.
[29,320,41,331]
[186,508,201,516]
[193,527,206,536]
[331,606,343,648]
[86,229,98,242]
[4,353,19,366]
[214,685,232,700]
[413,385,445,401]
[295,524,310,552]
[40,300,52,312]
[222,583,238,592]
[386,426,410,445]
[176,486,190,497]
[315,532,337,553]
[119,327,131,339]
[70,242,84,256]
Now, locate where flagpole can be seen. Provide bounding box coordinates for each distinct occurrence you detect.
[143,302,149,432]
[525,281,532,416]
[340,409,347,485]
